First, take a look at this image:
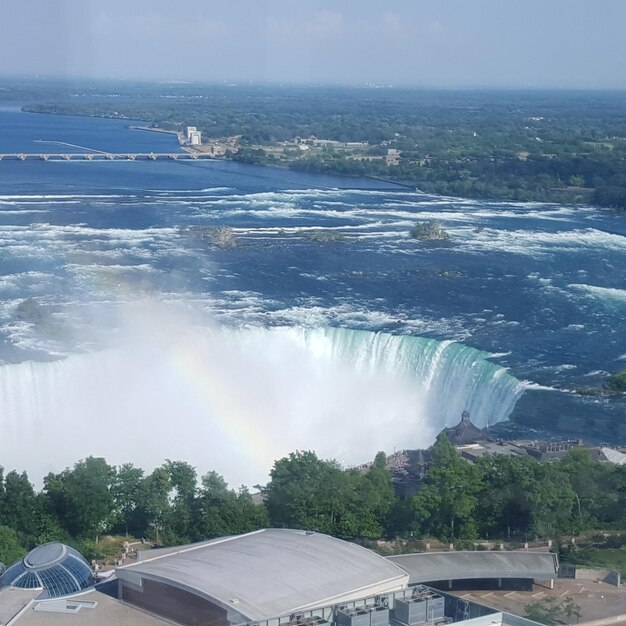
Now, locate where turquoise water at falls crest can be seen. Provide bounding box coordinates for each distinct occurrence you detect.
[297,327,525,427]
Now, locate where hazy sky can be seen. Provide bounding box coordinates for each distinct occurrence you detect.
[3,0,626,88]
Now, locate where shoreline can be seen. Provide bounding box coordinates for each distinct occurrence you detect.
[14,105,623,210]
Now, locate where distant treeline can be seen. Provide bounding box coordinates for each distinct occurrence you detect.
[1,435,625,567]
[12,81,626,209]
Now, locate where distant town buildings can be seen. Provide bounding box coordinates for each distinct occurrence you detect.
[204,144,226,156]
[291,135,369,149]
[386,149,401,165]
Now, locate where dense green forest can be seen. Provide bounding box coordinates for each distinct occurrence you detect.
[7,79,626,208]
[1,436,625,572]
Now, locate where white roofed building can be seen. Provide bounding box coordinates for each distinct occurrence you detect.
[116,529,409,625]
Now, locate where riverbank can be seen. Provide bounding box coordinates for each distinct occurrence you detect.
[18,83,626,211]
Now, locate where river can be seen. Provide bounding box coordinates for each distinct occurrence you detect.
[0,106,624,485]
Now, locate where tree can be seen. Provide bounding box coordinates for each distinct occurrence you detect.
[560,448,614,531]
[524,596,581,625]
[192,472,268,540]
[193,471,233,538]
[353,452,396,538]
[527,463,575,538]
[563,597,582,623]
[0,525,26,565]
[475,455,536,539]
[0,471,37,540]
[163,460,197,541]
[43,457,117,539]
[136,467,172,544]
[413,434,481,540]
[112,463,145,536]
[264,451,353,535]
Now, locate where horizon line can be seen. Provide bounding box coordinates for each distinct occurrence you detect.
[3,74,626,93]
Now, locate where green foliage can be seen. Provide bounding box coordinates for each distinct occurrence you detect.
[192,472,268,540]
[78,536,126,563]
[560,543,626,577]
[524,596,580,625]
[136,466,172,542]
[0,436,625,556]
[265,451,347,533]
[413,434,481,540]
[0,525,26,564]
[474,454,535,539]
[44,457,116,538]
[0,470,38,539]
[604,370,626,392]
[112,463,144,535]
[264,450,394,538]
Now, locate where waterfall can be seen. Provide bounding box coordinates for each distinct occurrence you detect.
[0,326,524,487]
[295,327,524,427]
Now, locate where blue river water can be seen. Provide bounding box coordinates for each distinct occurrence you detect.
[0,107,624,484]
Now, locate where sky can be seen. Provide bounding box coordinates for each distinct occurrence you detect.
[2,0,626,88]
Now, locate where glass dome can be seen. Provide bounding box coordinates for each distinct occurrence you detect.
[0,542,95,598]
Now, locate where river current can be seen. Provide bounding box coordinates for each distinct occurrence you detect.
[0,107,624,486]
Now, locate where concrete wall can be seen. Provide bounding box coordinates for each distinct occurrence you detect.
[575,568,621,586]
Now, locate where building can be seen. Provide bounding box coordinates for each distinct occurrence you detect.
[456,440,528,463]
[0,543,94,599]
[189,130,202,146]
[0,531,555,626]
[389,550,558,591]
[442,411,489,445]
[186,126,202,146]
[386,149,401,165]
[116,529,409,625]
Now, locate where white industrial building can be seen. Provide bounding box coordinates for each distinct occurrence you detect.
[186,126,202,145]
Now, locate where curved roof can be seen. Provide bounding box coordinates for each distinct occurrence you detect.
[388,551,559,583]
[0,542,94,598]
[117,529,409,622]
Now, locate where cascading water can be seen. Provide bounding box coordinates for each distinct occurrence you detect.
[299,327,524,426]
[0,325,525,487]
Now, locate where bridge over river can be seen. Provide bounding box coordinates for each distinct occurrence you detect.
[0,152,214,161]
